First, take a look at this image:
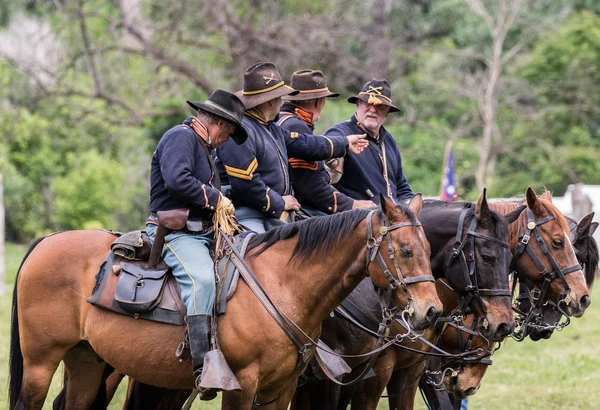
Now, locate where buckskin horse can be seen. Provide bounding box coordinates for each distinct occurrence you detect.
[291,189,522,410]
[9,195,442,410]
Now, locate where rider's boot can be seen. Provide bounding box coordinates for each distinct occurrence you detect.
[186,314,218,401]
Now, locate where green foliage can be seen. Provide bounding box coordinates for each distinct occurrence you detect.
[52,150,131,230]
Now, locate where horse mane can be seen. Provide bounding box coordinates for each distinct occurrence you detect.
[423,199,509,242]
[247,203,418,263]
[567,216,599,289]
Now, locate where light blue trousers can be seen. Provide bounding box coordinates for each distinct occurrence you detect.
[235,206,267,234]
[146,224,215,315]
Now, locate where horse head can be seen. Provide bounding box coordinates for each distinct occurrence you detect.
[369,194,442,330]
[436,314,492,400]
[526,212,598,341]
[514,188,590,318]
[422,189,518,342]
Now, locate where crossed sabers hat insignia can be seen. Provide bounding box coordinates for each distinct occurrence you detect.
[367,85,383,94]
[263,72,276,85]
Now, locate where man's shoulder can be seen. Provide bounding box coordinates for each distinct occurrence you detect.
[160,123,196,145]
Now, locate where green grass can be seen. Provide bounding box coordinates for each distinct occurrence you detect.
[2,243,599,409]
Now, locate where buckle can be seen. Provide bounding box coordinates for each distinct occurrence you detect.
[451,248,460,258]
[521,235,530,245]
[531,288,541,301]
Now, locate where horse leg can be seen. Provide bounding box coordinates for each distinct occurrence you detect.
[221,369,260,410]
[105,371,125,404]
[19,349,65,410]
[61,344,110,410]
[350,351,396,410]
[386,364,423,410]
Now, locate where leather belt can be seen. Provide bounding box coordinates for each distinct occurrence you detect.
[146,213,212,234]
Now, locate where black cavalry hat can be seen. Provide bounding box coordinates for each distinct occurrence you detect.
[284,69,339,101]
[235,62,299,109]
[347,78,400,113]
[187,89,248,145]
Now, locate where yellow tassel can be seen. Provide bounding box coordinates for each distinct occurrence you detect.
[367,94,382,105]
[213,196,241,243]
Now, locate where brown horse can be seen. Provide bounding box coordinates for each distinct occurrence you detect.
[291,189,521,410]
[9,196,442,410]
[489,188,590,319]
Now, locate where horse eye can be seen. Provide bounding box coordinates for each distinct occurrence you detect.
[482,255,495,264]
[400,247,413,257]
[552,238,564,248]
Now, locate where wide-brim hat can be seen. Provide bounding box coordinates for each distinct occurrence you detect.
[347,78,400,113]
[235,62,299,109]
[283,69,339,101]
[187,89,248,145]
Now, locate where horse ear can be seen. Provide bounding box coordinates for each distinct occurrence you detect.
[379,193,396,217]
[590,222,599,236]
[475,188,492,225]
[503,205,526,225]
[540,190,553,202]
[407,193,423,215]
[577,213,595,240]
[525,187,544,215]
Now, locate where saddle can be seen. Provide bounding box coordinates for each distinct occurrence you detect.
[87,210,250,326]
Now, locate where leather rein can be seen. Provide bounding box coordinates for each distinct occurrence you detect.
[215,209,433,401]
[510,208,581,341]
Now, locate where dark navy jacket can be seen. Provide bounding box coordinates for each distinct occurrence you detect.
[325,114,413,202]
[150,117,220,219]
[277,105,354,214]
[216,115,349,218]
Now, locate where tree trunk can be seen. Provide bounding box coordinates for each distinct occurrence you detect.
[369,0,391,79]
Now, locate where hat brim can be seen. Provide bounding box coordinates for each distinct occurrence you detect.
[283,90,339,101]
[235,85,299,110]
[347,95,400,113]
[186,100,248,145]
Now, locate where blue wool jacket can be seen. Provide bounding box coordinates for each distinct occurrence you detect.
[150,117,220,219]
[216,115,349,218]
[277,105,354,214]
[325,114,413,202]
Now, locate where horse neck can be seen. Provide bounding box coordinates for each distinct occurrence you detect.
[420,204,466,280]
[488,201,522,251]
[271,221,370,335]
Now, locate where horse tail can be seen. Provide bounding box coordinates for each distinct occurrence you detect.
[9,236,47,409]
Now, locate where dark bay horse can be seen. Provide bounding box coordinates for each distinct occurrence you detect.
[292,189,521,410]
[9,196,441,410]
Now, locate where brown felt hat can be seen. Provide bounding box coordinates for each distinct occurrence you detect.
[235,62,299,109]
[347,78,400,113]
[283,69,339,101]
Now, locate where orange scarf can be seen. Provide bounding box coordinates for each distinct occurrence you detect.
[291,104,315,128]
[190,116,211,145]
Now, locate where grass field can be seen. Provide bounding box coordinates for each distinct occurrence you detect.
[1,243,598,409]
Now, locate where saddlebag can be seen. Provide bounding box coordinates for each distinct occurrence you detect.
[115,260,169,313]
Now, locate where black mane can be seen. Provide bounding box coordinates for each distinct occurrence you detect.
[422,199,509,241]
[247,203,418,263]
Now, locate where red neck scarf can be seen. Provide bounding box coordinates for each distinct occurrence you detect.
[291,104,315,128]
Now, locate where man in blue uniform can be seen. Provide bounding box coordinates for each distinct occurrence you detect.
[325,79,414,203]
[277,69,375,215]
[216,62,368,232]
[147,90,246,396]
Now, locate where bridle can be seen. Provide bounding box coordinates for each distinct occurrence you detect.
[423,316,495,391]
[444,206,511,320]
[365,209,435,323]
[510,208,581,341]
